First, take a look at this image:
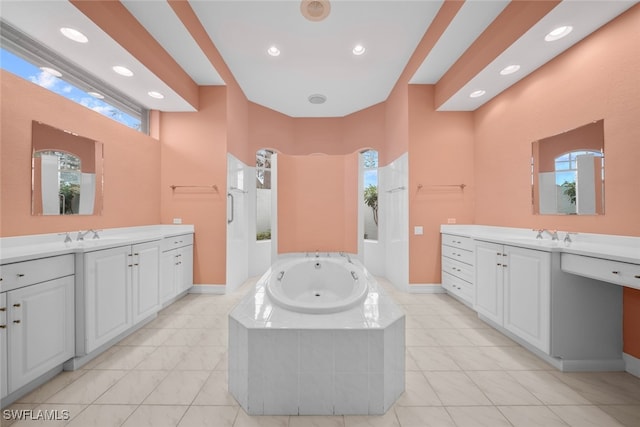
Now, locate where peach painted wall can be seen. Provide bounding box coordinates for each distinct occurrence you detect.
[473,6,640,356]
[277,153,358,254]
[248,102,386,158]
[0,71,161,237]
[159,86,228,285]
[408,85,475,284]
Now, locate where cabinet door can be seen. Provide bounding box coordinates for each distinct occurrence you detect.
[131,241,160,324]
[1,292,7,399]
[475,241,504,325]
[7,276,74,393]
[160,250,177,304]
[179,245,194,293]
[84,246,132,353]
[503,246,551,353]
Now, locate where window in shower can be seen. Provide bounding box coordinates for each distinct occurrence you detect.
[256,149,274,240]
[362,149,378,240]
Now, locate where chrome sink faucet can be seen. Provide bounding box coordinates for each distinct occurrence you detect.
[77,229,101,241]
[534,228,559,240]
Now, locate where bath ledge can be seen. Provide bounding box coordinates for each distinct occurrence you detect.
[0,224,194,264]
[441,224,640,265]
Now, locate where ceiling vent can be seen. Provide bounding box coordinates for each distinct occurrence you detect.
[300,0,331,22]
[308,94,327,104]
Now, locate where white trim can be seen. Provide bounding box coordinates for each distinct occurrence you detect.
[408,284,446,294]
[189,284,226,294]
[624,352,640,378]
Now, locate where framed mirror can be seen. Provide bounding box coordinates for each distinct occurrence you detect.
[532,120,604,215]
[31,121,103,215]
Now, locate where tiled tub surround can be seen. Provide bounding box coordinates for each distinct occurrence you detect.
[0,225,194,407]
[440,225,640,375]
[229,256,405,415]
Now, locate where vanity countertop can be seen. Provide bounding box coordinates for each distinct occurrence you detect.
[0,224,195,264]
[441,224,640,265]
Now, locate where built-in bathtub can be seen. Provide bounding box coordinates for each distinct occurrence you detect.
[228,254,405,415]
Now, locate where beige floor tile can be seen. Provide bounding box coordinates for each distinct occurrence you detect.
[466,371,542,406]
[394,406,455,427]
[177,405,239,427]
[344,411,400,427]
[232,410,289,427]
[498,405,569,427]
[406,346,460,371]
[508,371,590,405]
[395,371,441,407]
[456,327,517,347]
[549,405,625,427]
[405,329,439,346]
[425,329,475,346]
[44,370,127,404]
[193,371,238,406]
[445,346,505,371]
[65,404,137,427]
[423,371,492,406]
[95,370,168,404]
[121,405,188,427]
[92,345,156,370]
[446,406,512,427]
[134,346,190,370]
[288,415,345,427]
[144,370,210,405]
[118,327,176,346]
[173,346,226,371]
[597,405,640,427]
[479,346,552,371]
[17,370,87,403]
[551,371,640,405]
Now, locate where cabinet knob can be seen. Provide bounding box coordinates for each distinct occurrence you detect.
[503,264,508,268]
[612,271,620,275]
[635,275,640,279]
[134,263,139,266]
[497,263,502,266]
[13,320,21,324]
[0,277,3,281]
[0,325,6,329]
[13,303,21,308]
[17,273,25,278]
[0,307,5,312]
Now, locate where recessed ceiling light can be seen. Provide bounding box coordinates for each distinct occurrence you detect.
[88,92,104,99]
[469,90,486,98]
[112,65,133,77]
[545,25,573,42]
[40,67,62,77]
[267,46,280,57]
[500,64,521,76]
[352,44,366,56]
[148,91,164,99]
[308,94,327,104]
[60,27,88,43]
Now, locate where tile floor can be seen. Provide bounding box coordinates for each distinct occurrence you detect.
[3,277,640,427]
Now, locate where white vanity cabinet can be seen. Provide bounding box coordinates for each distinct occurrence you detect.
[1,292,7,400]
[475,241,551,353]
[0,254,74,399]
[441,233,474,305]
[160,234,194,305]
[81,241,160,354]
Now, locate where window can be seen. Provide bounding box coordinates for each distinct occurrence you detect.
[1,21,147,131]
[362,150,378,240]
[256,149,274,240]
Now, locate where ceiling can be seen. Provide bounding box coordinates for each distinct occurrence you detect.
[1,0,637,117]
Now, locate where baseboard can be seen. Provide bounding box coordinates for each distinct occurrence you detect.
[624,352,640,378]
[407,284,446,294]
[188,284,226,294]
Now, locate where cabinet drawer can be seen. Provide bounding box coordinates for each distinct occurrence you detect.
[442,271,473,303]
[1,254,74,292]
[161,233,194,252]
[442,234,474,251]
[442,244,473,265]
[562,253,640,290]
[442,257,474,283]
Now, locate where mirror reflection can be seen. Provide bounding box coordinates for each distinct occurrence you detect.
[31,121,103,215]
[532,120,604,215]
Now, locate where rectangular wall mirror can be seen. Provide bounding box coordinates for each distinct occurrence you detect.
[532,119,604,215]
[32,121,104,215]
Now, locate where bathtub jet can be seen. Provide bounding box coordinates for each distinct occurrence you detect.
[228,253,406,416]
